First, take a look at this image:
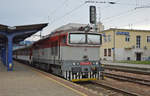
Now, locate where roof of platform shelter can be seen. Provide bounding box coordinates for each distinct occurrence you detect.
[0,24,8,29]
[0,23,48,47]
[0,23,48,32]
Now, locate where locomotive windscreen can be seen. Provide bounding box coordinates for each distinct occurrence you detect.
[69,33,101,45]
[69,34,86,44]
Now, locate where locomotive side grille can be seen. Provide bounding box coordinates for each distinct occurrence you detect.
[71,67,81,74]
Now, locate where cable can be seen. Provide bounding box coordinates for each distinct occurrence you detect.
[49,2,86,26]
[49,0,69,18]
[117,18,150,28]
[101,8,137,22]
[40,0,69,23]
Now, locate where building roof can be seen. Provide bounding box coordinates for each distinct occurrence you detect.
[102,28,150,33]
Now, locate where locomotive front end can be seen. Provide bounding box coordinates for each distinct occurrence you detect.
[63,59,103,82]
[61,32,103,82]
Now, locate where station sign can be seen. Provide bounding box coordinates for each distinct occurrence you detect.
[116,32,129,35]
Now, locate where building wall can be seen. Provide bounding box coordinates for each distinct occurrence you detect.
[100,28,150,61]
[100,30,114,61]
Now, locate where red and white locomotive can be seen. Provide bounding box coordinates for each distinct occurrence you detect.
[13,23,103,81]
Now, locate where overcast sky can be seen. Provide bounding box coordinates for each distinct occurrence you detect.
[0,0,150,41]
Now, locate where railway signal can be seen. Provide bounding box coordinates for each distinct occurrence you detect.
[89,5,96,24]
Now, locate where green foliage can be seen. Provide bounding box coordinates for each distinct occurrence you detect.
[116,60,150,64]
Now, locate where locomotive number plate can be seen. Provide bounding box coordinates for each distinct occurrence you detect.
[80,62,91,65]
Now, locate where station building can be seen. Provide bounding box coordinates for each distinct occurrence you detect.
[99,28,150,61]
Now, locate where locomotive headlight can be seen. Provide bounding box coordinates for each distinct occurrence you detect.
[96,62,99,65]
[76,62,80,65]
[73,62,76,66]
[92,62,95,65]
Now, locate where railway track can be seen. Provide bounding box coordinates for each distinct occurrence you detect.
[91,81,140,96]
[104,72,150,86]
[104,65,150,75]
[77,81,140,96]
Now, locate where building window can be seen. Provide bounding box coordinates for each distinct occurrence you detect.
[147,36,150,42]
[108,49,111,56]
[136,36,141,48]
[104,49,107,56]
[108,35,111,42]
[125,35,130,42]
[104,35,107,42]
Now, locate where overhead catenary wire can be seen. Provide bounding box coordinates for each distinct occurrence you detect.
[101,8,137,22]
[117,17,150,29]
[47,0,141,26]
[48,0,69,22]
[30,1,86,41]
[39,0,69,23]
[84,0,140,24]
[50,0,69,15]
[103,2,150,29]
[49,2,86,26]
[42,0,149,31]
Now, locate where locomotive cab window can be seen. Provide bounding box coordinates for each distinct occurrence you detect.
[69,33,86,44]
[87,34,101,45]
[69,33,101,45]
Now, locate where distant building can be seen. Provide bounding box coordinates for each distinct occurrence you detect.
[100,28,150,61]
[97,21,104,32]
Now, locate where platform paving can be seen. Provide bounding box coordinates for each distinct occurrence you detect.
[0,61,88,96]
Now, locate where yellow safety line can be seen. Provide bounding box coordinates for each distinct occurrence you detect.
[29,67,87,96]
[72,78,97,82]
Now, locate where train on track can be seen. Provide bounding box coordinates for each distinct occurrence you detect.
[13,24,104,82]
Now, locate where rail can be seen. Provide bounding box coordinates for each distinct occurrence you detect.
[104,72,150,86]
[104,65,150,75]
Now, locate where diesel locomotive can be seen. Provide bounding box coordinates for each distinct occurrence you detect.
[13,24,104,82]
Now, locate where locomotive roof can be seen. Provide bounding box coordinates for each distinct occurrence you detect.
[31,23,99,46]
[33,23,90,43]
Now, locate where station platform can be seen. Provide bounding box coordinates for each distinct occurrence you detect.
[0,61,98,96]
[102,61,150,69]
